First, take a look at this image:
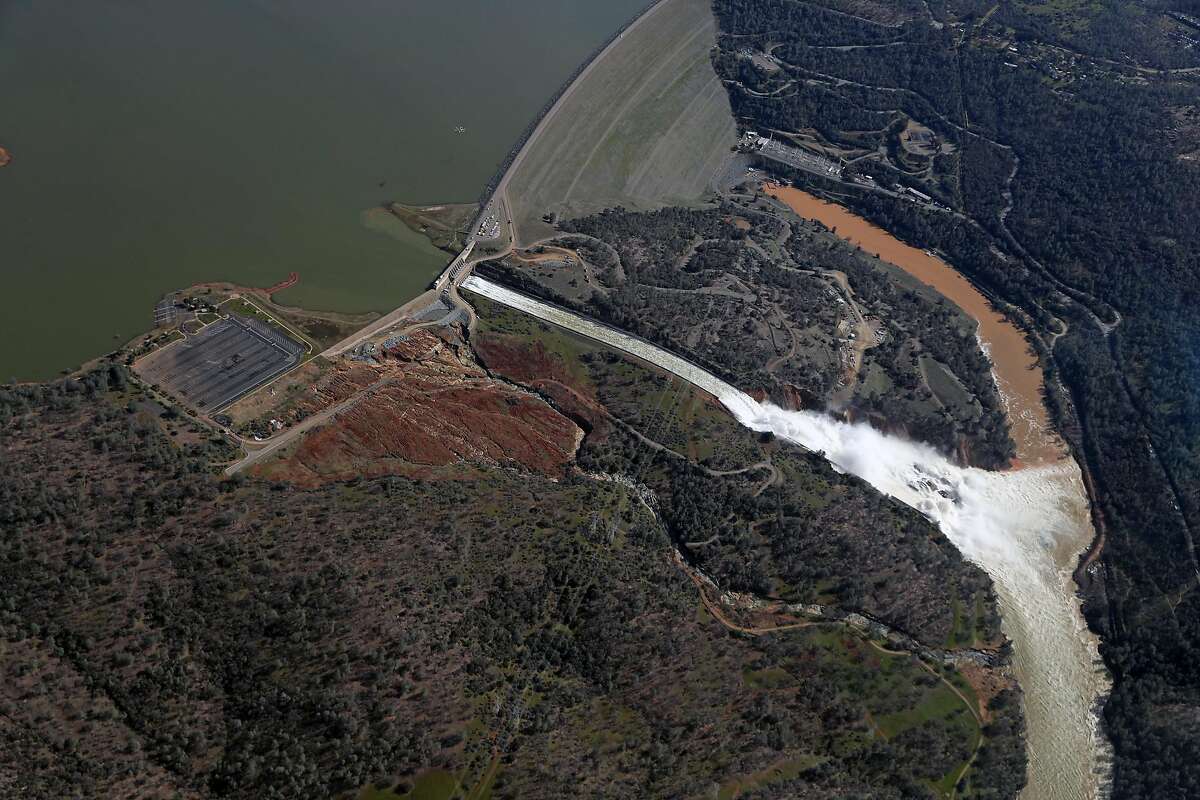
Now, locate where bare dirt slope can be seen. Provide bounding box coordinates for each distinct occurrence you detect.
[250,329,581,487]
[1,366,1021,800]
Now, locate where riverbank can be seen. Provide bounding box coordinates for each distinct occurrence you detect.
[764,184,1062,467]
[463,274,1110,799]
[759,184,1110,799]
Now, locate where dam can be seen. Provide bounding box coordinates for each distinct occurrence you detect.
[462,275,1110,800]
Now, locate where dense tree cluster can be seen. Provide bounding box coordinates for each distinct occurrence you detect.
[712,1,1200,796]
[1,359,1021,798]
[476,306,1027,798]
[578,415,1000,647]
[510,200,1014,467]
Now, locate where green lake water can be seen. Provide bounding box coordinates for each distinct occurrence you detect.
[0,0,646,379]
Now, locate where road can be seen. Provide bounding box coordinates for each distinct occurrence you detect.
[224,374,397,476]
[461,275,763,424]
[227,0,681,468]
[326,0,676,360]
[322,289,441,359]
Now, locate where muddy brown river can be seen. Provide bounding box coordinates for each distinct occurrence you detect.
[765,185,1062,465]
[765,185,1110,800]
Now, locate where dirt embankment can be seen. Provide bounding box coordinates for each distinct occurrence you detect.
[384,202,477,253]
[253,329,582,487]
[0,146,11,168]
[473,335,606,424]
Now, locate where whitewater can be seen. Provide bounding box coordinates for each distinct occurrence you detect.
[463,276,1110,799]
[732,402,1110,800]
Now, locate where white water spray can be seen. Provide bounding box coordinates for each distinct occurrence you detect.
[729,401,1109,799]
[463,276,1109,798]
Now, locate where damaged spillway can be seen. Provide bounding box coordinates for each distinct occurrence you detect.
[462,275,1109,799]
[732,404,1110,800]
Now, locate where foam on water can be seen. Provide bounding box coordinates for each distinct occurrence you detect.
[463,276,1109,798]
[730,400,1108,800]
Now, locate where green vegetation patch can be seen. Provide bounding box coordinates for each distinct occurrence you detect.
[383,202,478,254]
[718,753,827,799]
[742,665,795,689]
[921,354,982,421]
[944,592,991,649]
[221,295,314,353]
[353,769,459,800]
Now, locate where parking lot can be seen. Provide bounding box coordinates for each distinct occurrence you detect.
[476,205,501,239]
[136,316,305,411]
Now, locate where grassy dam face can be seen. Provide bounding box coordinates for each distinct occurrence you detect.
[464,276,1110,800]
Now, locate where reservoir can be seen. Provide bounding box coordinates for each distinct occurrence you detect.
[0,0,645,380]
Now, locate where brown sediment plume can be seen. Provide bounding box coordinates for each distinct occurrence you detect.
[0,146,11,168]
[764,184,1112,799]
[765,183,1064,466]
[262,271,299,295]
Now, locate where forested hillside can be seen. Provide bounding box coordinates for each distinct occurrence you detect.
[479,197,1016,469]
[0,348,1022,798]
[711,1,1200,796]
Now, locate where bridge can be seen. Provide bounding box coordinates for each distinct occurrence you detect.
[434,239,476,290]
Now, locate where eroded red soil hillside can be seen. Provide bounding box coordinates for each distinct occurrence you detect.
[253,329,581,486]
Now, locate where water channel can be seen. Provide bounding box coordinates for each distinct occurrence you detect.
[464,271,1110,800]
[758,187,1110,799]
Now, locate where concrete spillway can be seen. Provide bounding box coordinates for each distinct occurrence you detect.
[462,276,762,419]
[463,275,1109,799]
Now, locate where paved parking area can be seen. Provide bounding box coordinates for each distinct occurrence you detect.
[136,316,305,411]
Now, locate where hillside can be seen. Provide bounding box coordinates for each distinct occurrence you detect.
[0,332,1022,799]
[709,0,1200,796]
[477,196,1014,468]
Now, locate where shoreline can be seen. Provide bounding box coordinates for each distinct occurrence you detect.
[472,0,672,240]
[58,280,379,385]
[3,0,674,384]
